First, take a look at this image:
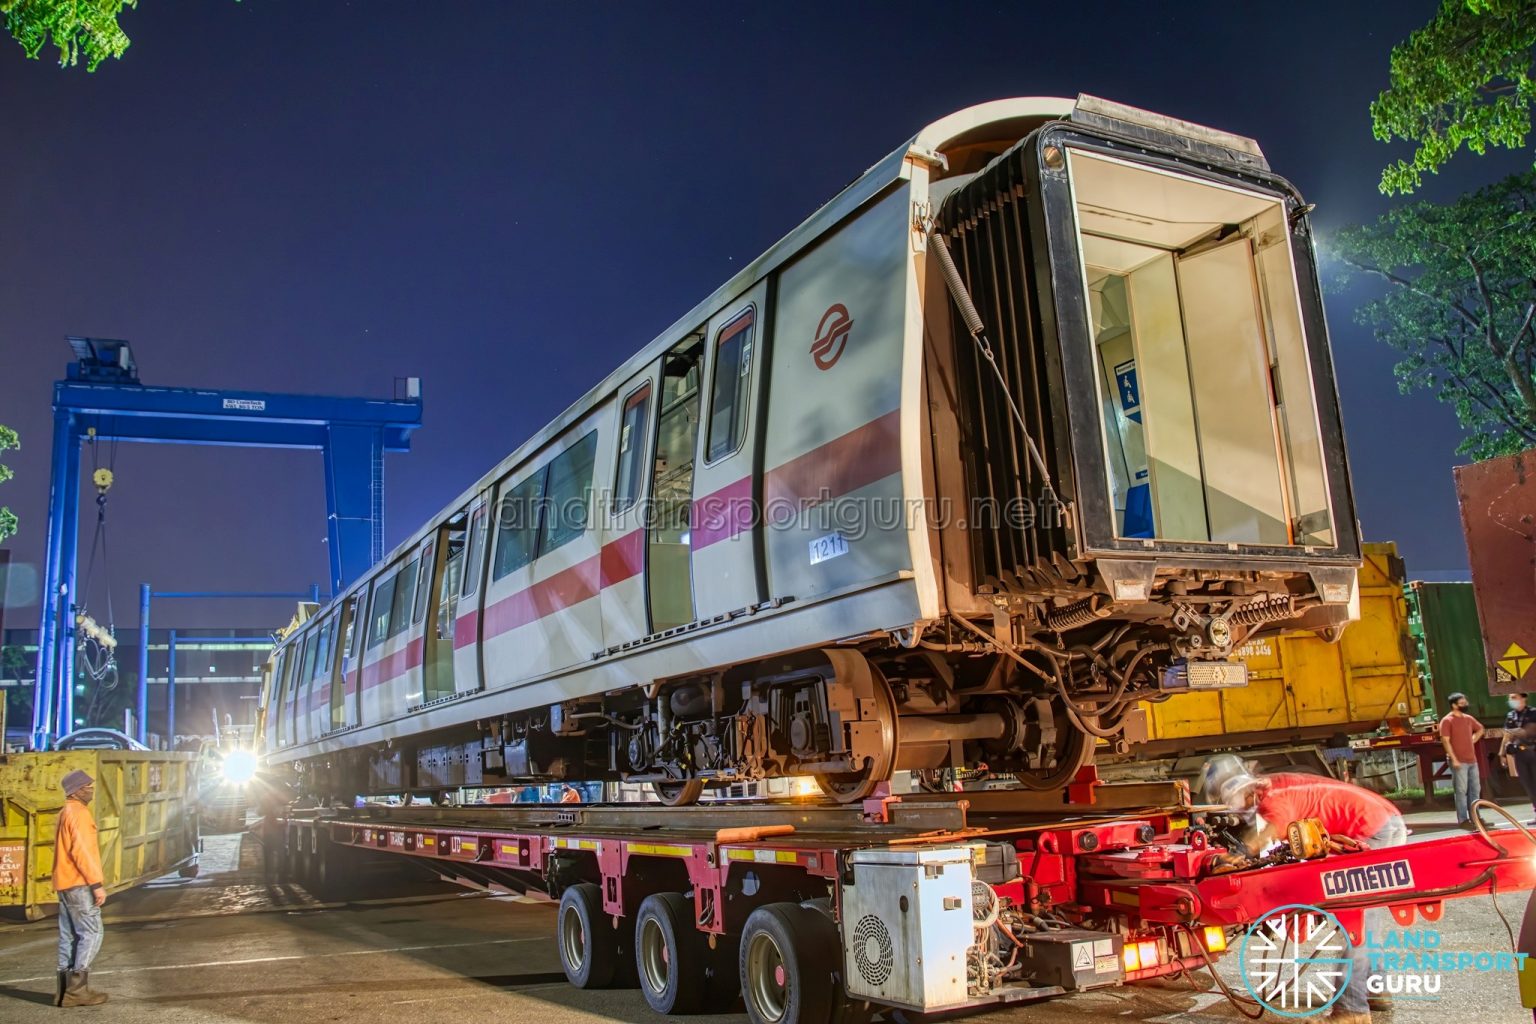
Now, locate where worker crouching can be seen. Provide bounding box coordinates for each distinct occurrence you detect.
[53,769,109,1007]
[1221,769,1406,1024]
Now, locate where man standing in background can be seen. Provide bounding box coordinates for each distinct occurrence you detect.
[1439,692,1485,830]
[52,769,109,1006]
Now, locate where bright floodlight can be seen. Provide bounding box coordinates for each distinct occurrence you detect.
[222,749,258,785]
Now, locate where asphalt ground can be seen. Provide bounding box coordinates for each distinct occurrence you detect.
[0,803,1530,1024]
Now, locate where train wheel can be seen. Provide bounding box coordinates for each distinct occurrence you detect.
[739,903,837,1024]
[652,779,705,806]
[634,892,707,1014]
[1012,695,1094,791]
[558,883,621,989]
[814,662,897,804]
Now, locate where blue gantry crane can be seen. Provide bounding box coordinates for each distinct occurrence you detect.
[32,338,423,749]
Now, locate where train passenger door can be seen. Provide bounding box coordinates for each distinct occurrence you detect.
[422,511,468,701]
[343,584,372,727]
[453,497,489,693]
[648,332,705,631]
[601,368,659,647]
[331,593,359,731]
[689,284,768,618]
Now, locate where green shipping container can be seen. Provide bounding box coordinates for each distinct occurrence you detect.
[1406,581,1505,725]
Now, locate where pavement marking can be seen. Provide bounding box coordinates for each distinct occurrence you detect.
[0,935,544,986]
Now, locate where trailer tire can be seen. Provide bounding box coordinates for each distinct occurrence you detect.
[740,903,838,1024]
[558,883,621,989]
[634,891,707,1014]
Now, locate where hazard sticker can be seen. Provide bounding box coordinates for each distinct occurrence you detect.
[1498,643,1533,683]
[1072,942,1093,971]
[1095,955,1119,974]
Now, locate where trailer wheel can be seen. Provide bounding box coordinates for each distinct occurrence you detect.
[558,883,621,989]
[634,892,707,1014]
[652,779,704,806]
[740,903,837,1024]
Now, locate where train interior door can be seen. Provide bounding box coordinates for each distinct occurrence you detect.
[689,283,768,617]
[422,511,469,701]
[648,332,705,631]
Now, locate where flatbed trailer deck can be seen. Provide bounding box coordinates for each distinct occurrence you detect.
[274,776,1536,1023]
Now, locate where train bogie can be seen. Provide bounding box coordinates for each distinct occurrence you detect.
[259,95,1360,805]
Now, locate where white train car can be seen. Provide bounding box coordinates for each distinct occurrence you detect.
[259,95,1361,805]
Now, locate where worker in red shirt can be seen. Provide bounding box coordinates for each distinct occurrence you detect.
[52,769,109,1007]
[1223,771,1405,1024]
[1439,692,1485,828]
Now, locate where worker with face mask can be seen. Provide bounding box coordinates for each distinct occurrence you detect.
[1501,692,1536,825]
[52,769,109,1007]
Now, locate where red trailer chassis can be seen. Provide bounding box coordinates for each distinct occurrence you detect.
[276,781,1536,1022]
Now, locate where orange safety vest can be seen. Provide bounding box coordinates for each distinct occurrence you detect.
[53,798,105,891]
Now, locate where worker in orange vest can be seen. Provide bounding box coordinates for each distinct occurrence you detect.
[53,769,109,1007]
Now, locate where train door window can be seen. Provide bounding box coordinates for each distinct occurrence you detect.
[390,557,419,638]
[412,541,435,624]
[705,309,755,462]
[648,332,704,630]
[369,572,398,647]
[494,472,544,579]
[462,504,487,596]
[613,383,652,513]
[539,431,598,555]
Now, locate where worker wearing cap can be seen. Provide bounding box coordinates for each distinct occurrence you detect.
[1439,692,1485,829]
[1224,772,1405,1024]
[52,769,109,1007]
[1502,693,1536,825]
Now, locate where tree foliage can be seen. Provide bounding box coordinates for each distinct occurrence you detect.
[1332,171,1536,459]
[2,0,135,72]
[0,425,15,543]
[1372,0,1536,194]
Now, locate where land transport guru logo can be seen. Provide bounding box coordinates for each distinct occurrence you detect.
[1239,904,1352,1017]
[1238,901,1531,1016]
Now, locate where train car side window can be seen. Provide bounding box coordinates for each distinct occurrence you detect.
[705,308,754,463]
[310,617,335,685]
[390,557,420,638]
[613,384,652,514]
[462,505,487,596]
[369,572,398,647]
[540,431,598,555]
[494,473,544,579]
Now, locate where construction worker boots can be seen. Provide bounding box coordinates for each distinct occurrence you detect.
[54,969,108,1007]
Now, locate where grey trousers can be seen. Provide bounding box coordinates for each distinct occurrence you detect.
[57,885,103,972]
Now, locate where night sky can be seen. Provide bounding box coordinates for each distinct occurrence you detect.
[0,1,1526,633]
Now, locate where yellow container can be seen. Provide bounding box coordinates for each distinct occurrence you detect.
[0,750,199,920]
[1136,542,1423,755]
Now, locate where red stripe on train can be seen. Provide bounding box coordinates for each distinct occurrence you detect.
[383,412,902,688]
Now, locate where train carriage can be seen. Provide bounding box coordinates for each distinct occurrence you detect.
[259,95,1361,805]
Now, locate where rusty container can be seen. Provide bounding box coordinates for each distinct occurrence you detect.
[1454,451,1536,695]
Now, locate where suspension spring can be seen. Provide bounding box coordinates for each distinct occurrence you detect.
[1045,596,1111,632]
[1228,596,1295,627]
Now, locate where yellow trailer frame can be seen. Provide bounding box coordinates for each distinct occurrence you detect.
[0,750,199,920]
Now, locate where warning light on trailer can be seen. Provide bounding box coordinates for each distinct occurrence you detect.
[1203,926,1227,953]
[1123,944,1141,972]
